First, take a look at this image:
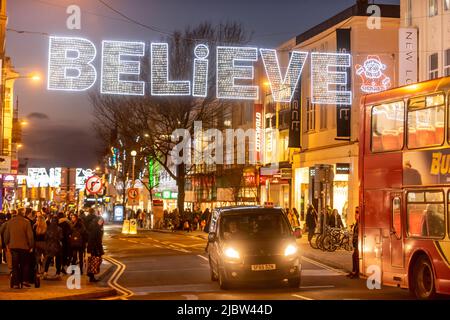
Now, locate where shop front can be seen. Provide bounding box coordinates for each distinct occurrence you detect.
[292,144,358,228]
[259,165,291,209]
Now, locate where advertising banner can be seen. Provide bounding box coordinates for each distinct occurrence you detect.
[336,29,352,139]
[399,28,418,86]
[404,150,450,186]
[288,82,301,148]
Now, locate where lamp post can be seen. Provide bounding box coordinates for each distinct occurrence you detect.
[130,150,137,187]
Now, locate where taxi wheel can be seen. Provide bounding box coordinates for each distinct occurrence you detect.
[412,256,436,300]
[218,268,230,290]
[288,276,301,288]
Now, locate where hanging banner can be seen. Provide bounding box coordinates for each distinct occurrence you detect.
[336,29,352,139]
[399,28,418,86]
[254,104,263,163]
[288,79,301,148]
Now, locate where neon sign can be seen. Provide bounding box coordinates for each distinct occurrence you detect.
[27,168,62,188]
[47,36,353,105]
[355,55,391,93]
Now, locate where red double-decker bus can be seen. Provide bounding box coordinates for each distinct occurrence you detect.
[360,77,450,299]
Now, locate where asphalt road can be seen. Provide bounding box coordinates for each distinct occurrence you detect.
[102,225,414,300]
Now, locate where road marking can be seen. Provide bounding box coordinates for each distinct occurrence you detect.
[302,269,344,276]
[103,256,134,300]
[292,294,314,300]
[197,255,209,261]
[182,294,199,300]
[302,256,347,275]
[300,285,335,289]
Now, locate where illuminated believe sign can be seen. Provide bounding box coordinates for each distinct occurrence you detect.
[47,36,352,105]
[355,55,391,93]
[76,168,95,190]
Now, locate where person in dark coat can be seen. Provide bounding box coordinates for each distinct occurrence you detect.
[69,214,88,274]
[87,217,104,282]
[58,212,72,274]
[305,205,318,243]
[348,207,360,279]
[43,216,63,279]
[328,209,344,228]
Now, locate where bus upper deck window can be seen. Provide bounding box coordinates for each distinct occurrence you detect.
[371,101,404,152]
[407,93,445,149]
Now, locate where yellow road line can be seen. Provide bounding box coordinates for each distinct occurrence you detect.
[103,256,134,300]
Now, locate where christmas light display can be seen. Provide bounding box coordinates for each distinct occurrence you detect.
[311,52,352,105]
[101,40,146,95]
[216,46,258,100]
[48,36,97,91]
[355,55,391,93]
[260,49,308,103]
[193,44,209,98]
[151,43,191,96]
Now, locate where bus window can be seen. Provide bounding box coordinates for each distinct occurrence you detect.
[371,101,404,152]
[407,94,445,149]
[407,191,445,239]
[392,197,401,239]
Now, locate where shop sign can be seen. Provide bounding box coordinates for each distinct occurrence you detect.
[280,168,292,179]
[336,163,350,175]
[399,28,418,86]
[113,205,124,222]
[3,175,16,188]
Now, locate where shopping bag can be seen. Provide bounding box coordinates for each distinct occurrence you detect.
[87,256,102,275]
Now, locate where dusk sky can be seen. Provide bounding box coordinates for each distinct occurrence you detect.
[6,0,399,169]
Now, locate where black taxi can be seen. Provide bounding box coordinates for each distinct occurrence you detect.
[206,206,301,289]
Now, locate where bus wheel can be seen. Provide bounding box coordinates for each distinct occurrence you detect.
[412,256,436,300]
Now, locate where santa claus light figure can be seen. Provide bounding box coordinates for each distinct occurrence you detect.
[355,55,391,93]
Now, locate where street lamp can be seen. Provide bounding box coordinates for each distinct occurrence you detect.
[130,150,137,187]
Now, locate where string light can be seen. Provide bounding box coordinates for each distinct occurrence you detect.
[151,43,191,96]
[192,44,209,98]
[311,52,352,106]
[216,46,258,100]
[47,36,97,91]
[101,40,146,95]
[260,49,308,103]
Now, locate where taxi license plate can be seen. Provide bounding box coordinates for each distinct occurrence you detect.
[251,264,276,271]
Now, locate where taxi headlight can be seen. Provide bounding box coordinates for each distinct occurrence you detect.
[224,247,240,259]
[284,244,298,256]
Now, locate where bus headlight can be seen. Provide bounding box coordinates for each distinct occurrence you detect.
[284,244,298,257]
[224,247,240,260]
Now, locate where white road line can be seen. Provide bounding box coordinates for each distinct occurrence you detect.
[292,294,314,300]
[197,255,209,261]
[302,256,347,275]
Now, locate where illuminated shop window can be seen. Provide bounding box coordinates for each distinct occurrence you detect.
[407,94,445,149]
[371,101,404,152]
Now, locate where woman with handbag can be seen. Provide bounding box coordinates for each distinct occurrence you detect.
[87,216,104,283]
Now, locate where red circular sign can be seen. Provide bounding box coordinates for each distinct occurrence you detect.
[85,176,103,194]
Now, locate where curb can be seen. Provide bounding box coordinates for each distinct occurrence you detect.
[47,288,118,300]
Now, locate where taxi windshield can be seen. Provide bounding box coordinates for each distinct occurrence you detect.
[219,212,291,240]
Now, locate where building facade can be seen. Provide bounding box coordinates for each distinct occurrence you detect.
[258,1,400,226]
[401,0,450,81]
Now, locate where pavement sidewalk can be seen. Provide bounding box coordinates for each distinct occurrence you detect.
[147,227,352,272]
[0,259,117,300]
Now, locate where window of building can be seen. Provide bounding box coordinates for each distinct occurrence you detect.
[445,49,450,76]
[305,98,315,132]
[407,94,445,148]
[407,191,445,239]
[445,0,450,11]
[429,0,439,17]
[371,101,404,152]
[429,53,439,79]
[320,105,327,130]
[406,0,413,26]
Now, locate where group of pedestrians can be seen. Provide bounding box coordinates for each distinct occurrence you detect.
[0,207,105,289]
[163,207,211,232]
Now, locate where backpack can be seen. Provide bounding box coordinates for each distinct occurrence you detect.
[70,228,83,248]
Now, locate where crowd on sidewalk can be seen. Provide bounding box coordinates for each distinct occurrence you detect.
[0,206,105,289]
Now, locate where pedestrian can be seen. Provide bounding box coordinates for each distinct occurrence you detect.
[87,217,105,282]
[305,205,318,244]
[329,209,344,229]
[58,212,72,274]
[33,215,47,275]
[43,216,63,280]
[347,207,360,279]
[69,213,87,275]
[4,208,34,289]
[292,208,300,226]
